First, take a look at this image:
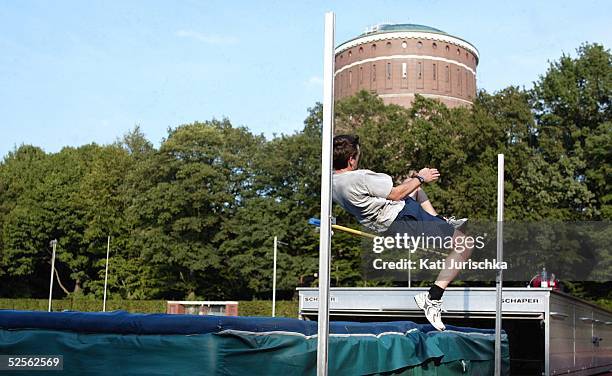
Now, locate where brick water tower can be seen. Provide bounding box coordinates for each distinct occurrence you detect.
[334,23,478,108]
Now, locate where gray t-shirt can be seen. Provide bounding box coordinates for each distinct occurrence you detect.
[332,169,405,233]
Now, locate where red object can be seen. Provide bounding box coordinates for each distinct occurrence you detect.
[530,275,559,290]
[167,303,185,314]
[225,303,238,316]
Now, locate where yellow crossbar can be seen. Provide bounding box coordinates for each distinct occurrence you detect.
[331,224,377,239]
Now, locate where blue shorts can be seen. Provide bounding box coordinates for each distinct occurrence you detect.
[384,197,455,238]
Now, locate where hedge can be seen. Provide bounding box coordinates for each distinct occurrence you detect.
[0,299,299,318]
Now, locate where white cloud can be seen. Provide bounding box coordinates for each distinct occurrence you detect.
[175,30,238,45]
[306,76,323,86]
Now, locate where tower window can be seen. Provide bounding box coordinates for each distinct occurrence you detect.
[359,66,363,83]
[417,41,423,49]
[402,63,407,79]
[372,44,377,51]
[359,47,363,54]
[372,64,376,81]
[386,62,392,79]
[349,70,352,87]
[386,41,392,48]
[445,65,450,82]
[433,63,437,80]
[432,42,437,49]
[402,41,407,48]
[417,62,422,79]
[457,68,462,94]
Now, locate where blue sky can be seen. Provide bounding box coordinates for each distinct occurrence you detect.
[1,0,610,158]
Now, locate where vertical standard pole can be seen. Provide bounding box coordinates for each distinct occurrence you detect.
[48,239,57,312]
[317,11,335,376]
[103,236,111,312]
[272,236,278,317]
[494,154,504,376]
[408,250,411,288]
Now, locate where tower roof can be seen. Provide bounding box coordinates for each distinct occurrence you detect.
[336,23,479,60]
[363,23,448,36]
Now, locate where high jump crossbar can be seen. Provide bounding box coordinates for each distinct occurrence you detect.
[308,218,376,239]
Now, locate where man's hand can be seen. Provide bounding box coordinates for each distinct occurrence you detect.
[418,167,440,183]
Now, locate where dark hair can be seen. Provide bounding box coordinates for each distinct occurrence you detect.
[333,135,360,170]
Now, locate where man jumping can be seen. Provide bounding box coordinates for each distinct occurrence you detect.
[331,134,472,331]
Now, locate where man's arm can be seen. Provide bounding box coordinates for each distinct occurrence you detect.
[387,168,440,201]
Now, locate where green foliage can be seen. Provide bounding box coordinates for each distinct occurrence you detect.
[0,298,299,318]
[0,43,610,305]
[237,300,299,318]
[530,43,611,219]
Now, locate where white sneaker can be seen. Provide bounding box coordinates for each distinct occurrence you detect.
[414,292,446,331]
[446,216,468,230]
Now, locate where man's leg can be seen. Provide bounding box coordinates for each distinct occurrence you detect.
[430,229,474,291]
[398,200,472,331]
[409,183,468,230]
[408,186,438,216]
[414,228,474,330]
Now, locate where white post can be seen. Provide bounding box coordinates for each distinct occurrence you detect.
[494,154,504,376]
[408,249,411,288]
[272,236,278,317]
[103,236,111,312]
[48,239,57,312]
[317,11,335,376]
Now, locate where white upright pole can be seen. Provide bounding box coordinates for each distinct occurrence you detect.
[408,250,411,288]
[317,11,335,376]
[103,236,111,312]
[272,236,278,317]
[48,239,57,312]
[494,154,504,376]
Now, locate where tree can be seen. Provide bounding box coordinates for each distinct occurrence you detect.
[531,43,611,219]
[124,119,264,298]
